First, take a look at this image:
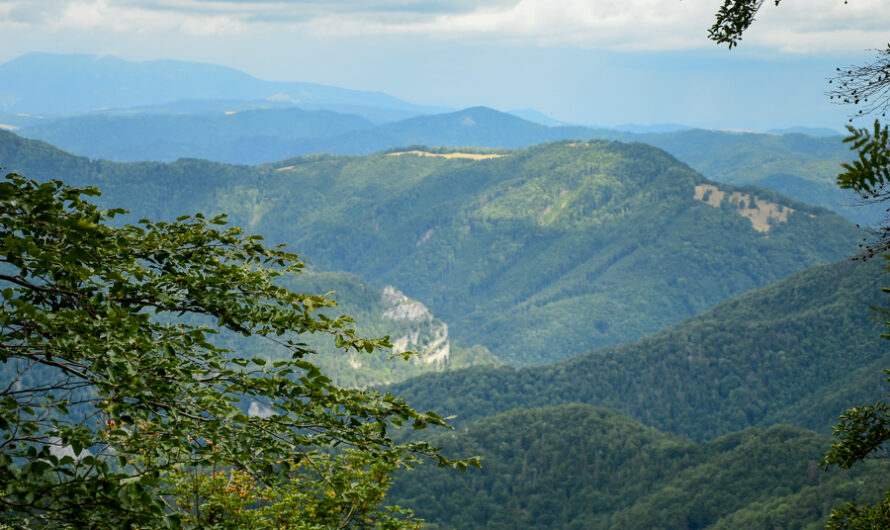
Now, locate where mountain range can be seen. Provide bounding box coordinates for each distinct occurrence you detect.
[0,130,861,365]
[7,106,875,228]
[1,53,877,229]
[0,52,446,118]
[1,56,887,526]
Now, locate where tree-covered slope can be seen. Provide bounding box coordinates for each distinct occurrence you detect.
[389,404,886,529]
[262,141,859,365]
[0,131,861,365]
[387,257,890,440]
[11,98,875,223]
[626,129,881,226]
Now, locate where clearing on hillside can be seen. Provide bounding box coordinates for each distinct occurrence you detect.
[694,183,793,232]
[387,150,505,160]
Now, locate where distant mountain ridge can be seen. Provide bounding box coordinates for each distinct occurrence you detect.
[17,107,377,164]
[15,105,598,163]
[769,126,842,136]
[0,52,447,116]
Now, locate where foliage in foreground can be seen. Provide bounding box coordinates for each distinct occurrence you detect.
[0,173,476,527]
[822,369,890,530]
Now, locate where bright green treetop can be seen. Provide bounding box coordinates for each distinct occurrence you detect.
[0,172,477,528]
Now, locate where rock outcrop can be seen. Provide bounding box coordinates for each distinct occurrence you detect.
[381,285,451,369]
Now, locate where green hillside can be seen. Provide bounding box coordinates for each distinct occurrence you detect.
[387,257,890,440]
[0,130,861,365]
[626,129,882,227]
[388,404,886,529]
[12,102,878,224]
[262,141,860,365]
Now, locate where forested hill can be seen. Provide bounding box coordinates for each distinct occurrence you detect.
[0,130,861,365]
[629,129,875,226]
[387,257,890,440]
[11,104,873,225]
[388,404,885,529]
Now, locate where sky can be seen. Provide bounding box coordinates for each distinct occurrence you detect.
[1,0,889,129]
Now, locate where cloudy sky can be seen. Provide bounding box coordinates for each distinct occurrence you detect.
[1,0,888,129]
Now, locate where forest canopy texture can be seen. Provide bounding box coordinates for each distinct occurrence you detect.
[710,1,890,527]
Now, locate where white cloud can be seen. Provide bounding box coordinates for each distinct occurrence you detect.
[0,0,888,53]
[0,0,248,35]
[58,1,112,30]
[738,0,890,53]
[329,0,890,53]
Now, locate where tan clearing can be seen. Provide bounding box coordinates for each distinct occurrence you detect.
[276,165,295,171]
[715,127,772,135]
[388,150,505,160]
[694,184,794,233]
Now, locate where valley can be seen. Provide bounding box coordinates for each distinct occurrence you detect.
[0,130,861,367]
[2,50,888,529]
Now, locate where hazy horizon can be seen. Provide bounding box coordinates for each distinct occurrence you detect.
[1,0,888,130]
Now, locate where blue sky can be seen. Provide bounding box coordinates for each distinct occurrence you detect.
[0,0,887,129]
